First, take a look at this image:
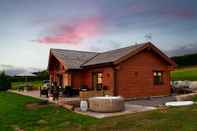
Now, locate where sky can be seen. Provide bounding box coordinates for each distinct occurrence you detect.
[0,0,197,69]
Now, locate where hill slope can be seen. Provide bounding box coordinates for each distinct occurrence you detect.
[171,53,197,81]
[171,66,197,81]
[171,53,197,67]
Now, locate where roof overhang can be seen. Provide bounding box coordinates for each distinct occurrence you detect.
[81,62,113,69]
[113,42,177,67]
[48,42,176,70]
[48,50,68,71]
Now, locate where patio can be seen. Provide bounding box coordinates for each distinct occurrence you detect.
[125,96,177,107]
[8,90,179,118]
[9,90,80,104]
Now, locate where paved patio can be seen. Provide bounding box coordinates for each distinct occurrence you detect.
[9,90,177,118]
[125,96,177,107]
[75,96,177,118]
[75,104,156,119]
[9,90,48,100]
[9,90,80,104]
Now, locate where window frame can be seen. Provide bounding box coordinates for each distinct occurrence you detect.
[153,71,164,85]
[92,72,103,90]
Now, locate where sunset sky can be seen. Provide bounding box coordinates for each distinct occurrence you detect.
[0,0,197,69]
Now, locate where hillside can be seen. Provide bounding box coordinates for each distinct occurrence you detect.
[171,53,197,67]
[171,66,197,81]
[171,53,197,81]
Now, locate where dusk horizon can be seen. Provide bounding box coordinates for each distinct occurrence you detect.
[1,1,197,130]
[1,0,197,69]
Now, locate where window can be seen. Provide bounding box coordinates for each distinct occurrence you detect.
[92,72,103,90]
[153,71,163,85]
[97,73,103,84]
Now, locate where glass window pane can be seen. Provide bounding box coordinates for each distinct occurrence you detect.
[153,71,163,85]
[97,73,103,84]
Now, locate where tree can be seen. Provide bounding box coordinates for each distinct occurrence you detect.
[34,70,49,80]
[0,71,11,91]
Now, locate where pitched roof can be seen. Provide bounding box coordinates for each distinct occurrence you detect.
[82,43,145,66]
[50,49,97,69]
[49,42,176,69]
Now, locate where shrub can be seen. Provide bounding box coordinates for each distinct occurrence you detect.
[192,96,197,102]
[0,71,11,91]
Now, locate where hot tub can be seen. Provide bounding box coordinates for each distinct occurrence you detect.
[88,96,125,112]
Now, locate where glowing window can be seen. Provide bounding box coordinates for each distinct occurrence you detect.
[153,71,163,85]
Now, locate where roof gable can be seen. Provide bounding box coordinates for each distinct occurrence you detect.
[113,42,176,66]
[82,43,145,67]
[50,49,98,69]
[49,42,176,69]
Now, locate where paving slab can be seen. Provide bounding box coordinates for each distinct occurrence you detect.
[125,96,177,107]
[74,104,156,119]
[10,90,176,119]
[9,90,80,104]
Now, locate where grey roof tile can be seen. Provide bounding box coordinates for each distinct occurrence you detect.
[82,43,145,66]
[50,43,146,69]
[50,49,98,69]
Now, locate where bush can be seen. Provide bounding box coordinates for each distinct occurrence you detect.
[0,72,11,91]
[192,96,197,101]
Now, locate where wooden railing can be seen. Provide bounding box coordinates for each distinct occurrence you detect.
[79,90,113,99]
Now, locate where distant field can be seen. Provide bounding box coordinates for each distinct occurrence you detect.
[171,66,197,81]
[11,80,43,90]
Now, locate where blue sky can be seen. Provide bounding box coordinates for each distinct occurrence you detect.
[0,0,197,69]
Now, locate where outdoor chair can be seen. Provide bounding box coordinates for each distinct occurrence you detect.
[80,85,88,91]
[40,86,49,98]
[52,86,59,101]
[63,86,73,97]
[63,86,79,97]
[96,84,103,91]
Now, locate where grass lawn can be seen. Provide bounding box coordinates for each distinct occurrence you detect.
[11,80,43,90]
[1,92,197,131]
[0,91,97,131]
[171,66,197,81]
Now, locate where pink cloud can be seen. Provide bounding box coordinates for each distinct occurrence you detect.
[36,16,103,44]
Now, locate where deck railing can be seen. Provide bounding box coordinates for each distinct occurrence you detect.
[79,90,113,99]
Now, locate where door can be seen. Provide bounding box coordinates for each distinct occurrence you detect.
[92,72,97,90]
[92,72,103,90]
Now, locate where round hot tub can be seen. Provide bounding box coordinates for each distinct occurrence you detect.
[88,96,125,113]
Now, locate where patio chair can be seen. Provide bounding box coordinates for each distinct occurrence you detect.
[63,86,73,97]
[63,86,79,97]
[52,86,59,101]
[72,88,79,96]
[96,84,102,91]
[40,86,49,98]
[80,85,88,91]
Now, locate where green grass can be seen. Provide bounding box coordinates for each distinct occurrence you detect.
[0,92,97,131]
[171,66,197,81]
[11,80,43,90]
[1,92,197,131]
